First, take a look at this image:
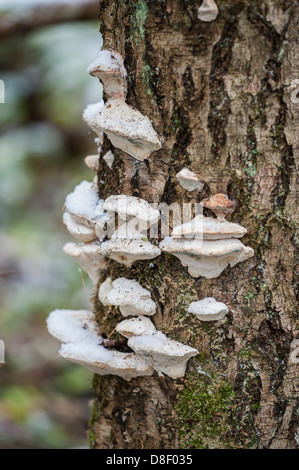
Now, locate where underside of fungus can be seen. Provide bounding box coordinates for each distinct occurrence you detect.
[159,237,254,278]
[100,238,161,267]
[84,98,162,161]
[128,331,198,379]
[104,194,160,228]
[63,242,107,284]
[172,215,247,240]
[63,180,109,242]
[84,154,100,172]
[87,50,127,99]
[176,168,204,192]
[188,297,229,321]
[163,193,254,278]
[47,309,153,380]
[98,277,156,316]
[116,316,157,338]
[201,193,236,220]
[62,211,97,243]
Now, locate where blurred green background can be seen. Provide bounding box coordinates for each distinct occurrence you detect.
[0,0,102,448]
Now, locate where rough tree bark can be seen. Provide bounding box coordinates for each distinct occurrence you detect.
[89,0,299,449]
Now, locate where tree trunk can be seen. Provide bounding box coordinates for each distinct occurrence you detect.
[89,0,299,449]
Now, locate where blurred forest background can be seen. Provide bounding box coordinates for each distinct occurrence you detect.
[0,0,102,448]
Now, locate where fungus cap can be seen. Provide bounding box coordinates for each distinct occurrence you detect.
[116,316,156,338]
[198,0,219,22]
[99,277,156,316]
[84,154,99,172]
[64,181,107,228]
[85,98,162,161]
[172,215,247,240]
[188,297,229,321]
[159,237,254,278]
[62,211,97,243]
[100,238,161,267]
[128,332,198,379]
[47,309,153,380]
[63,242,107,284]
[98,277,113,306]
[104,194,160,226]
[47,309,99,344]
[87,50,127,99]
[176,168,204,192]
[201,193,236,219]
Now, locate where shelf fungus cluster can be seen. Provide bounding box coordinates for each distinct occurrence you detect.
[97,277,199,378]
[61,180,110,283]
[47,279,198,380]
[85,50,162,161]
[47,45,254,384]
[159,194,254,278]
[47,309,153,380]
[99,194,161,266]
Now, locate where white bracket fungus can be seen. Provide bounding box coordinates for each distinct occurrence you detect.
[103,194,160,228]
[83,100,104,128]
[172,215,247,240]
[62,211,97,244]
[98,277,156,316]
[176,168,204,192]
[116,316,157,338]
[100,238,161,266]
[47,309,153,380]
[87,50,127,99]
[163,194,254,278]
[63,181,110,242]
[103,150,114,169]
[84,98,162,161]
[128,331,198,379]
[98,277,113,305]
[84,154,100,172]
[201,193,236,220]
[47,309,99,344]
[63,242,107,284]
[159,237,254,279]
[110,222,146,241]
[64,180,100,224]
[198,0,218,22]
[100,196,162,265]
[188,297,229,321]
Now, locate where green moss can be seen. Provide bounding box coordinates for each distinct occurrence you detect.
[175,371,236,449]
[141,64,153,96]
[129,0,148,46]
[89,392,98,449]
[245,292,255,306]
[135,0,148,40]
[88,429,95,448]
[238,346,252,360]
[245,122,258,179]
